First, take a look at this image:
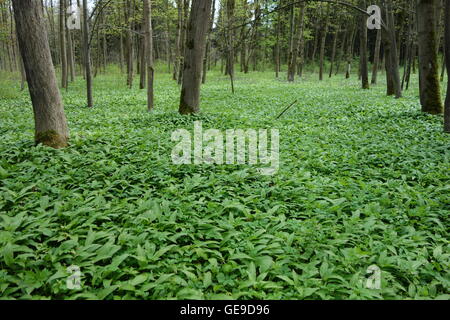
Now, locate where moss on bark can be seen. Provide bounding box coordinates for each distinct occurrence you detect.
[35,130,68,149]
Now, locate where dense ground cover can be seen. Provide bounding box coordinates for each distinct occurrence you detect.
[0,69,449,299]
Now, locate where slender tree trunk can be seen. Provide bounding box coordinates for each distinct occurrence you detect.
[102,14,107,73]
[383,0,402,98]
[59,0,68,88]
[384,34,395,95]
[67,29,75,82]
[173,0,182,81]
[345,23,356,78]
[226,0,235,93]
[275,0,282,78]
[319,5,330,81]
[444,0,450,131]
[12,0,69,148]
[417,0,443,114]
[119,33,124,73]
[335,29,347,75]
[311,18,320,63]
[297,11,306,79]
[202,0,216,84]
[371,29,382,84]
[179,0,213,114]
[48,0,58,63]
[126,0,134,88]
[402,2,415,90]
[82,0,93,108]
[359,0,369,89]
[143,0,154,111]
[287,1,295,81]
[329,26,339,78]
[287,2,305,82]
[139,28,147,90]
[178,0,190,85]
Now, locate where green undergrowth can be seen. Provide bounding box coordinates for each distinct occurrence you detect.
[0,69,449,299]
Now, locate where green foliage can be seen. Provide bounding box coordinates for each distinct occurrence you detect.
[0,70,449,300]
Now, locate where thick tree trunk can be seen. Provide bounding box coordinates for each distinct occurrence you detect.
[179,0,213,114]
[417,0,443,114]
[12,0,69,148]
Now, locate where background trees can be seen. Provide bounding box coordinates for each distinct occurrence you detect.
[2,0,450,135]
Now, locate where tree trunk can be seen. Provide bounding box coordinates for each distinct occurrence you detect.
[82,0,93,108]
[417,0,443,114]
[202,0,216,84]
[335,29,347,75]
[143,0,154,111]
[319,5,330,81]
[275,0,282,78]
[225,0,235,93]
[359,0,369,89]
[67,27,75,82]
[12,0,69,148]
[59,0,68,88]
[178,0,190,85]
[179,0,213,114]
[329,25,339,78]
[126,0,134,88]
[139,30,146,90]
[444,0,450,131]
[287,2,305,82]
[345,23,356,79]
[383,0,402,98]
[371,29,382,84]
[173,0,182,81]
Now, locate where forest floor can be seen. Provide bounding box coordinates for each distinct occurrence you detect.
[0,69,449,299]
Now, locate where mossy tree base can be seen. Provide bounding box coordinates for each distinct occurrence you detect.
[35,130,68,149]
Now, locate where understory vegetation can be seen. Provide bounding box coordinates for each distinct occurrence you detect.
[0,69,449,299]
